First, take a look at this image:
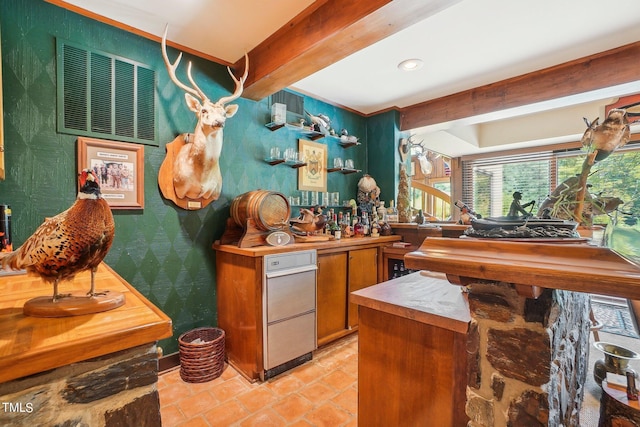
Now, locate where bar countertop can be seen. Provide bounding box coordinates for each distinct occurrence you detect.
[350,270,471,334]
[213,235,401,257]
[0,263,172,383]
[404,237,640,300]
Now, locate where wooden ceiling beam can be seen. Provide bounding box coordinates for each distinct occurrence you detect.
[239,0,463,101]
[399,41,640,131]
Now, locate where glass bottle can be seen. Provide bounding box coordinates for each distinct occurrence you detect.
[353,216,365,237]
[362,212,370,236]
[331,214,341,239]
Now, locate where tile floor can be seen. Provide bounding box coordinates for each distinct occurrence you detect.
[158,326,636,426]
[158,334,358,427]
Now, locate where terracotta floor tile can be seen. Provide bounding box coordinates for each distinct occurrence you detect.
[160,404,186,426]
[236,387,279,413]
[203,400,249,426]
[161,334,359,427]
[177,390,219,419]
[160,381,194,405]
[289,362,326,384]
[209,377,251,402]
[271,394,314,422]
[176,415,210,427]
[238,408,287,427]
[299,381,336,402]
[331,387,358,415]
[287,420,314,427]
[304,402,352,427]
[265,374,306,396]
[321,369,356,391]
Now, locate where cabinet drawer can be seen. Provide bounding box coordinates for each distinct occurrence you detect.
[266,269,316,322]
[266,311,316,369]
[264,250,316,273]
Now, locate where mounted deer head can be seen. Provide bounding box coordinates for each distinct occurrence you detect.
[160,25,248,202]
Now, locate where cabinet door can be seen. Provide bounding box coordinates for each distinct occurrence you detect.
[317,252,348,344]
[348,247,379,327]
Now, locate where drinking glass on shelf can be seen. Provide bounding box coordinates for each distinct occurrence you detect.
[331,192,340,206]
[322,192,330,206]
[284,148,297,162]
[311,191,319,205]
[301,191,309,205]
[345,159,354,169]
[333,157,344,169]
[270,146,281,159]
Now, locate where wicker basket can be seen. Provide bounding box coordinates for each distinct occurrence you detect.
[178,327,225,383]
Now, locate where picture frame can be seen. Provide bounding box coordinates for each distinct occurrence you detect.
[298,138,327,192]
[77,137,144,209]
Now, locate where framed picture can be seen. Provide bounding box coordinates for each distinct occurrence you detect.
[77,137,144,209]
[298,139,327,192]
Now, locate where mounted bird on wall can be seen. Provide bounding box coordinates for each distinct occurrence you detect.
[158,25,249,210]
[0,169,122,317]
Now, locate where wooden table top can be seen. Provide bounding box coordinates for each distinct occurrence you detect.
[603,380,640,410]
[0,263,172,383]
[350,270,471,334]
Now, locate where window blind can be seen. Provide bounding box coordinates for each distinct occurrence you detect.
[461,141,640,219]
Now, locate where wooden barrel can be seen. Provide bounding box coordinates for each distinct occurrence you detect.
[230,190,291,231]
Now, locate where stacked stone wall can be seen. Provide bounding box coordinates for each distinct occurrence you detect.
[0,343,160,427]
[464,281,590,427]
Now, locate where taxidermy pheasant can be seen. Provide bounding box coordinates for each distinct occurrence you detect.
[581,108,630,162]
[0,169,115,302]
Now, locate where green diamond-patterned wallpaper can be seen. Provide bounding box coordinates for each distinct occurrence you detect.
[0,0,396,355]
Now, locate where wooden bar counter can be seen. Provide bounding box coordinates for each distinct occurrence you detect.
[351,271,471,426]
[0,263,172,383]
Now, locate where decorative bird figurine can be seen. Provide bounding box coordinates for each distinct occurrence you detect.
[289,208,327,235]
[304,111,330,134]
[0,169,115,302]
[581,108,630,162]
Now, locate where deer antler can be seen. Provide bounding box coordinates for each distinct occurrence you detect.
[218,53,249,106]
[161,25,208,101]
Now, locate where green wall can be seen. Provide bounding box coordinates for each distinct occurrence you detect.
[0,0,395,354]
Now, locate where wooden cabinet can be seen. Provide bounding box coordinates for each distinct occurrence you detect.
[213,236,400,381]
[347,247,378,328]
[317,252,348,344]
[316,246,379,346]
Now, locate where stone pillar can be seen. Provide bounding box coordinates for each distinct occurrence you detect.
[0,343,161,427]
[464,281,590,427]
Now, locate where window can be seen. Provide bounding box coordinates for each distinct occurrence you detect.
[461,140,640,223]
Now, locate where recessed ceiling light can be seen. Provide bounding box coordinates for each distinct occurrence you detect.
[398,58,424,71]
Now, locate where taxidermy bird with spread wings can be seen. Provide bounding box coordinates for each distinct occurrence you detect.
[0,169,115,302]
[581,108,630,162]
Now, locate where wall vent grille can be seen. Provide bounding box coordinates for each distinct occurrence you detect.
[270,90,304,122]
[56,39,157,145]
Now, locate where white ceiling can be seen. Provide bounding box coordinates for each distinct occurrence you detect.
[57,0,640,157]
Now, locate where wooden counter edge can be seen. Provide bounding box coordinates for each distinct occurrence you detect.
[213,235,401,256]
[404,237,640,300]
[350,271,470,335]
[0,263,172,384]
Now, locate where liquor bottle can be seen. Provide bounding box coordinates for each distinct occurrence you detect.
[362,212,370,236]
[353,216,365,237]
[331,214,341,239]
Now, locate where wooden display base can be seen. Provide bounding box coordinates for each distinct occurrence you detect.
[158,133,215,211]
[219,217,294,248]
[23,290,125,318]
